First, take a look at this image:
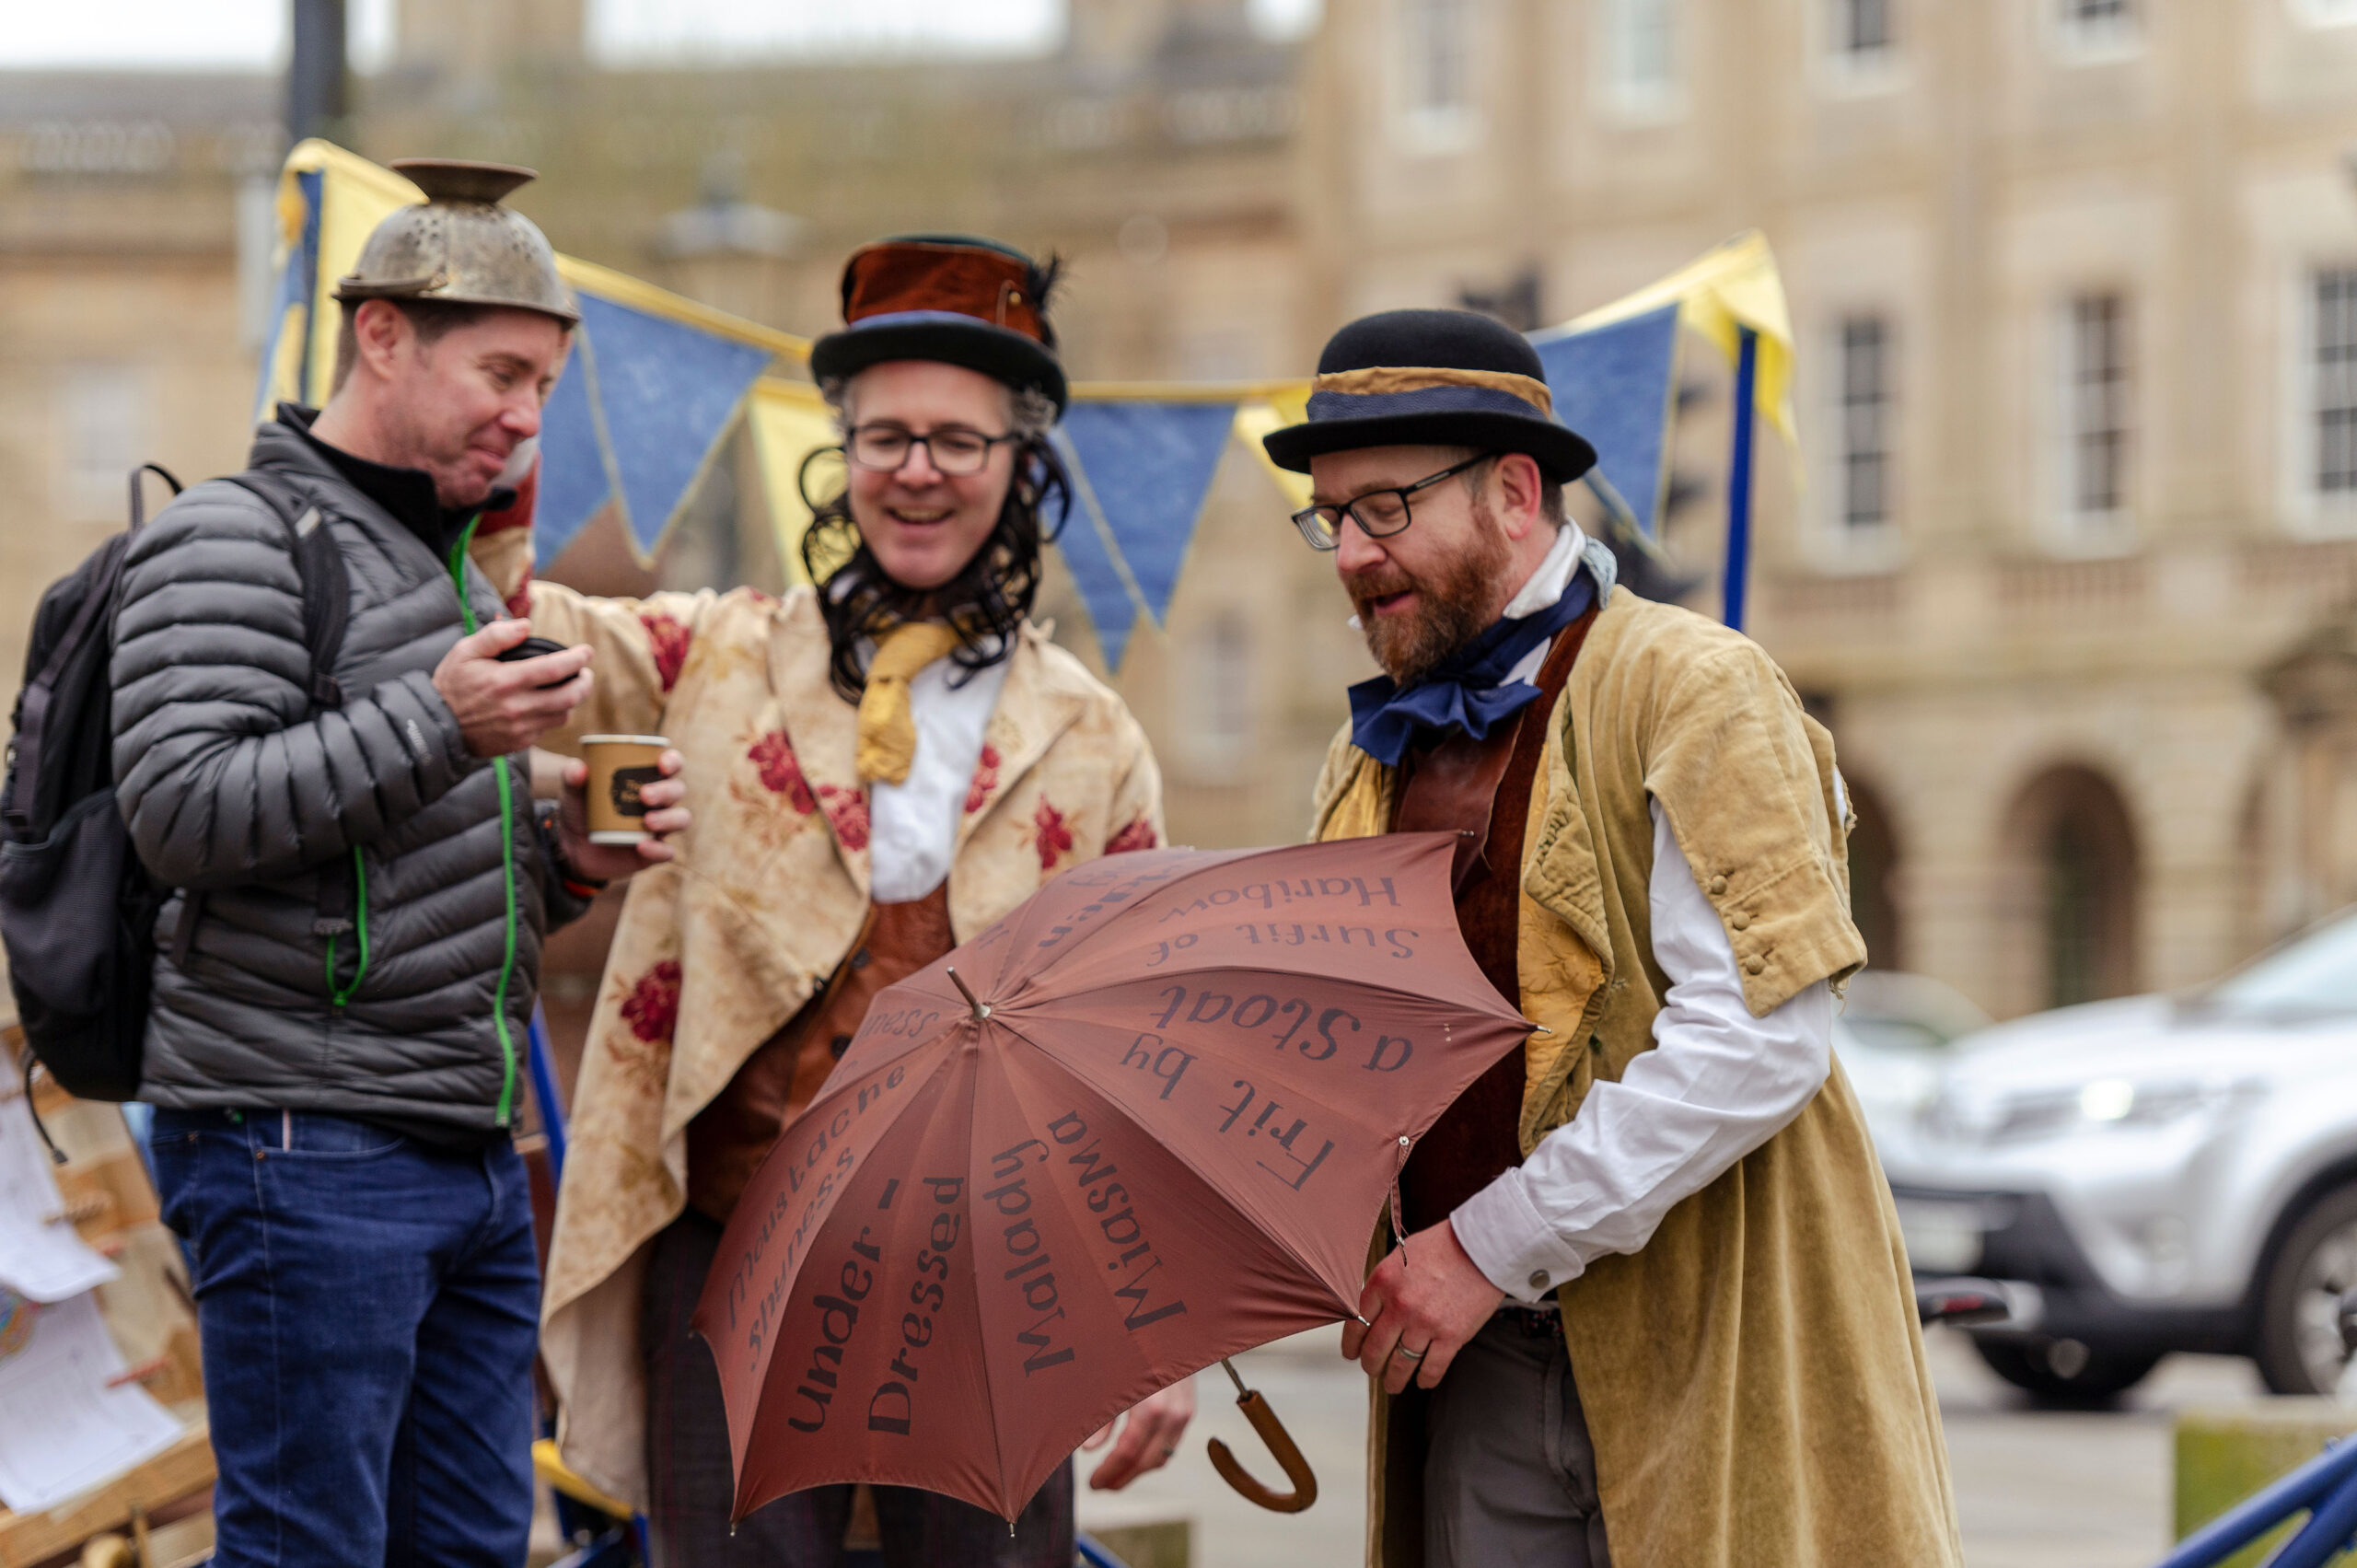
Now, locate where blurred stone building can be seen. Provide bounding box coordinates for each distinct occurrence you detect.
[1308,0,2357,1017]
[361,0,1366,865]
[0,0,1371,1069]
[13,0,2357,1026]
[0,74,283,735]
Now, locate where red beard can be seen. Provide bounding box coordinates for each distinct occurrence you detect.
[1343,505,1515,685]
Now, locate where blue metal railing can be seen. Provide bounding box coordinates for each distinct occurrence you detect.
[2155,1434,2357,1568]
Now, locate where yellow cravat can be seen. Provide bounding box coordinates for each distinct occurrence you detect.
[855,621,965,785]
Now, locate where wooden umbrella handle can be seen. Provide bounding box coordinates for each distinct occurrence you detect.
[1208,1387,1318,1513]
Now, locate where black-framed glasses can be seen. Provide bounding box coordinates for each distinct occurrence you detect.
[845,423,1021,476]
[1289,454,1493,552]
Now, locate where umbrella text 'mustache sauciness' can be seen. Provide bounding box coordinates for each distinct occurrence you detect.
[692,833,1531,1522]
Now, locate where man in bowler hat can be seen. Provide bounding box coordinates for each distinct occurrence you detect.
[1272,308,1961,1566]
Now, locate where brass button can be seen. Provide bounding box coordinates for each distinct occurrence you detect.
[1709,875,1728,896]
[830,1033,853,1058]
[1731,913,1750,932]
[1527,1270,1550,1291]
[1744,956,1766,976]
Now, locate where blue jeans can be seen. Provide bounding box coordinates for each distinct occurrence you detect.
[150,1108,539,1567]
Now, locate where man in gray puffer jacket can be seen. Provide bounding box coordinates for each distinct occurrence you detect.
[111,164,687,1567]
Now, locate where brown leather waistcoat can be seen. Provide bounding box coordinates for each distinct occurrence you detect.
[686,885,955,1223]
[1392,607,1596,1236]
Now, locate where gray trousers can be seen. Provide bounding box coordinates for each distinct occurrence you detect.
[1422,1309,1612,1568]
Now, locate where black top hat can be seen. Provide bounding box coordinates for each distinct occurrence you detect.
[807,235,1068,412]
[1262,308,1596,482]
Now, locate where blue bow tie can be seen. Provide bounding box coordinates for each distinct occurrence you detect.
[1347,572,1596,768]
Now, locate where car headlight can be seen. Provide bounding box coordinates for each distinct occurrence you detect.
[1923,1075,2253,1146]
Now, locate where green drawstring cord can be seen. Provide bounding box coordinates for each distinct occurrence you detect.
[324,846,370,1007]
[447,514,520,1126]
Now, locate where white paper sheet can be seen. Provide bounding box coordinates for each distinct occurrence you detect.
[0,1289,180,1514]
[0,1091,120,1304]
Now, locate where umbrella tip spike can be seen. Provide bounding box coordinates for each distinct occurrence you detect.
[946,965,992,1022]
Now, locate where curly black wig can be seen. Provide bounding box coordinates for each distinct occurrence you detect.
[798,431,1071,704]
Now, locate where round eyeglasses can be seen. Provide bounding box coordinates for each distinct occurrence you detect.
[845,423,1021,476]
[1289,454,1493,552]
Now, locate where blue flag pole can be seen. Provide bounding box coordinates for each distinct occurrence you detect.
[527,1004,566,1180]
[1722,325,1759,632]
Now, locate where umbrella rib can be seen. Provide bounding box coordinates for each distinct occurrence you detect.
[964,1033,1023,1518]
[987,1012,1370,1315]
[1021,958,1530,1031]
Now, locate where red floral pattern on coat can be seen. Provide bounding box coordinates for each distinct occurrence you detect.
[963,743,1003,816]
[1033,796,1074,871]
[620,959,682,1043]
[641,612,691,693]
[1105,819,1158,855]
[818,784,872,853]
[748,732,816,814]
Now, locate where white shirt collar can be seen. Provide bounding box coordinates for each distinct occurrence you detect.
[1502,521,1589,619]
[1496,524,1592,689]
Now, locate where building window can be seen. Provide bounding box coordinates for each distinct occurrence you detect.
[2318,269,2357,496]
[2005,764,2141,1014]
[1838,315,1894,532]
[2046,814,2108,1007]
[1599,0,1680,118]
[1396,0,1480,150]
[57,364,149,520]
[2065,293,2131,522]
[1835,0,1893,56]
[1407,0,1470,116]
[2054,0,2139,57]
[1174,611,1256,778]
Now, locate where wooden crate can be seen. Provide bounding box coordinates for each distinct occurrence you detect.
[0,1028,214,1567]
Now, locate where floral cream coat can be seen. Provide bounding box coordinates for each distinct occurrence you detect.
[525,581,1163,1507]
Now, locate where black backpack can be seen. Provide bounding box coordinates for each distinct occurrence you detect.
[2,463,350,1111]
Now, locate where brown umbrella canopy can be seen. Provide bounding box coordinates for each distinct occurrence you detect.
[694,834,1530,1521]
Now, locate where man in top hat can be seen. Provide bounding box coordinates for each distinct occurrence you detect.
[112,161,688,1564]
[1267,308,1961,1566]
[527,234,1190,1564]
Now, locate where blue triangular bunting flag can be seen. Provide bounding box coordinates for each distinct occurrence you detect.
[1533,304,1680,536]
[1051,401,1236,667]
[533,293,775,568]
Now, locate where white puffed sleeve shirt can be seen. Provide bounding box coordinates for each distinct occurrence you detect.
[1436,526,1839,1304]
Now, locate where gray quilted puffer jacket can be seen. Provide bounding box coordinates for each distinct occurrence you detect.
[110,412,584,1138]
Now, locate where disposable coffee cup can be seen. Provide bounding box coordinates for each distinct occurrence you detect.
[581,735,669,844]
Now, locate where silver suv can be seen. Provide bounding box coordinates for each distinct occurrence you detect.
[1875,909,2357,1402]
